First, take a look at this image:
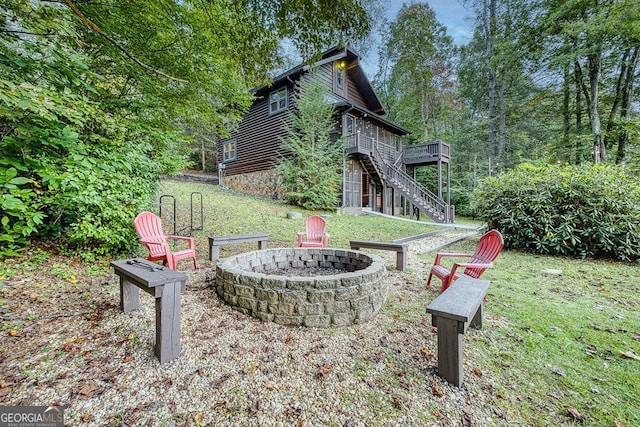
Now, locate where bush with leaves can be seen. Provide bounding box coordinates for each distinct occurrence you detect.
[277,72,343,210]
[472,163,640,261]
[0,7,188,257]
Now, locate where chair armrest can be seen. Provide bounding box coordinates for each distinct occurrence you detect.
[166,235,195,249]
[297,232,306,245]
[434,252,472,264]
[453,261,494,270]
[139,236,166,245]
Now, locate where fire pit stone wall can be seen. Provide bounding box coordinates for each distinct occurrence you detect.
[215,248,388,327]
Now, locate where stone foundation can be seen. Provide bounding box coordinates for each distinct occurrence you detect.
[222,169,283,199]
[215,248,388,327]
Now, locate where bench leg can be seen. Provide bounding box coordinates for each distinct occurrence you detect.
[258,240,267,250]
[436,317,464,387]
[120,278,140,313]
[155,282,182,363]
[470,303,484,330]
[396,251,406,271]
[210,244,220,261]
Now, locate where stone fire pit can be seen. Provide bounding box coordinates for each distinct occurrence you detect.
[215,248,388,327]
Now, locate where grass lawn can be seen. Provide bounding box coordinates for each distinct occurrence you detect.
[157,180,640,425]
[1,179,638,426]
[466,248,640,426]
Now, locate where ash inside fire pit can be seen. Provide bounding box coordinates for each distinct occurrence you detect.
[263,266,344,277]
[215,248,388,327]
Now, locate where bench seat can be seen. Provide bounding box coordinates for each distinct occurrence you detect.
[425,276,490,386]
[209,233,268,261]
[349,240,408,271]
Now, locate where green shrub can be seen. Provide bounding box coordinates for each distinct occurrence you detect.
[449,186,472,217]
[0,55,188,257]
[472,163,640,261]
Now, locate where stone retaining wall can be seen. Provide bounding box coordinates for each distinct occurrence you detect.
[215,248,388,328]
[222,169,283,199]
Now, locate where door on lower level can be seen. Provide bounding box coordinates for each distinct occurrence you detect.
[343,158,362,210]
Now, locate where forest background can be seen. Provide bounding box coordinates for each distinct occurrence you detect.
[1,0,639,256]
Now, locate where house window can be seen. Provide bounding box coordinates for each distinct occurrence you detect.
[337,66,345,90]
[334,61,347,96]
[223,139,236,162]
[269,87,288,114]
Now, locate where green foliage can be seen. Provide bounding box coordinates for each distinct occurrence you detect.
[472,163,640,261]
[0,167,44,256]
[277,72,343,210]
[0,0,376,256]
[448,186,472,217]
[0,4,184,256]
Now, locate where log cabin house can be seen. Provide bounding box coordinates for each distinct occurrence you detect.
[217,46,454,223]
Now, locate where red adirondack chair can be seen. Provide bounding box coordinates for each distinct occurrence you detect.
[296,215,330,248]
[426,229,504,293]
[133,211,198,271]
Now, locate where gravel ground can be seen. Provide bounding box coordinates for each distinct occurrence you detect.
[1,229,513,426]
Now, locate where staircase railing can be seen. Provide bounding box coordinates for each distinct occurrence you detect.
[371,142,449,222]
[346,133,452,222]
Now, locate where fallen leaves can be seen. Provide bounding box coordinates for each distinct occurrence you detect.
[72,381,103,399]
[315,363,332,380]
[430,379,444,397]
[619,350,640,361]
[462,409,473,426]
[567,406,585,422]
[585,344,598,357]
[420,346,431,359]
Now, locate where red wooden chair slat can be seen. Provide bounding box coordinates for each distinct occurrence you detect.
[296,215,330,248]
[426,229,504,293]
[133,211,198,271]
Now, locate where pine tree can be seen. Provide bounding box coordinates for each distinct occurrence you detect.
[277,71,343,210]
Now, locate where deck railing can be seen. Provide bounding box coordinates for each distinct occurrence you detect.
[345,133,453,222]
[403,140,450,164]
[345,133,400,164]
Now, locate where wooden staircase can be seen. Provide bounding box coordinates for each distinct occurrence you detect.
[347,135,454,223]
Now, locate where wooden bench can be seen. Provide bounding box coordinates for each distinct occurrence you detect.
[349,240,408,271]
[425,276,490,387]
[111,258,188,364]
[209,233,268,261]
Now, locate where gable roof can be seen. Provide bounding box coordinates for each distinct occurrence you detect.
[256,46,386,115]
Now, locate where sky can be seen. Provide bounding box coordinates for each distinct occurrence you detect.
[359,0,474,77]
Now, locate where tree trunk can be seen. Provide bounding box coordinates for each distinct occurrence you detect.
[498,76,507,163]
[562,61,571,153]
[484,0,497,174]
[574,60,584,164]
[616,46,640,164]
[587,52,604,162]
[201,138,206,171]
[603,49,629,151]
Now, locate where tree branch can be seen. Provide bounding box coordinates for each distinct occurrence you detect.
[62,0,188,83]
[0,29,55,36]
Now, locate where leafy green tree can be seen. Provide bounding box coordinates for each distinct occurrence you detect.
[277,72,343,210]
[1,0,375,256]
[375,2,457,143]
